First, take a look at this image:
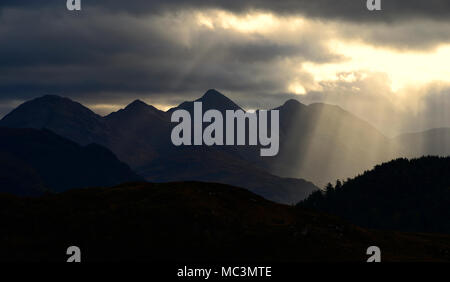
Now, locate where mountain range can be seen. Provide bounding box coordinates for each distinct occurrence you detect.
[1,89,449,201]
[0,91,318,203]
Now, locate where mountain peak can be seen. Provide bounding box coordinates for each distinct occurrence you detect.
[25,94,75,106]
[201,89,224,99]
[169,89,243,113]
[38,94,64,100]
[274,98,305,112]
[105,98,168,123]
[126,99,150,110]
[122,99,165,116]
[284,99,301,106]
[196,89,242,111]
[0,94,105,145]
[1,94,98,120]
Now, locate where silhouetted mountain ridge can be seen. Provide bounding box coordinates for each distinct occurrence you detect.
[3,89,449,202]
[169,89,243,113]
[268,99,393,186]
[1,95,108,145]
[0,127,141,196]
[0,91,320,203]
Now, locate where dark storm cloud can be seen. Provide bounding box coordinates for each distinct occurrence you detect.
[2,0,449,52]
[336,19,450,51]
[2,0,450,22]
[1,0,450,135]
[0,6,339,109]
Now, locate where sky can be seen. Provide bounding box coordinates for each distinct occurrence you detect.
[1,0,450,135]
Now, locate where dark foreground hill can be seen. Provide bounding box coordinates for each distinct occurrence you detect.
[300,156,450,234]
[0,182,449,262]
[0,127,141,196]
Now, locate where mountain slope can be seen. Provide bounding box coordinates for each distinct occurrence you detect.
[0,182,449,262]
[0,127,141,195]
[166,90,395,187]
[137,148,318,204]
[300,156,450,234]
[0,151,48,196]
[104,99,171,167]
[0,95,109,146]
[268,99,393,186]
[395,128,450,157]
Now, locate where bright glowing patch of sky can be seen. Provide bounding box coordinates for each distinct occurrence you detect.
[303,41,450,93]
[193,10,450,97]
